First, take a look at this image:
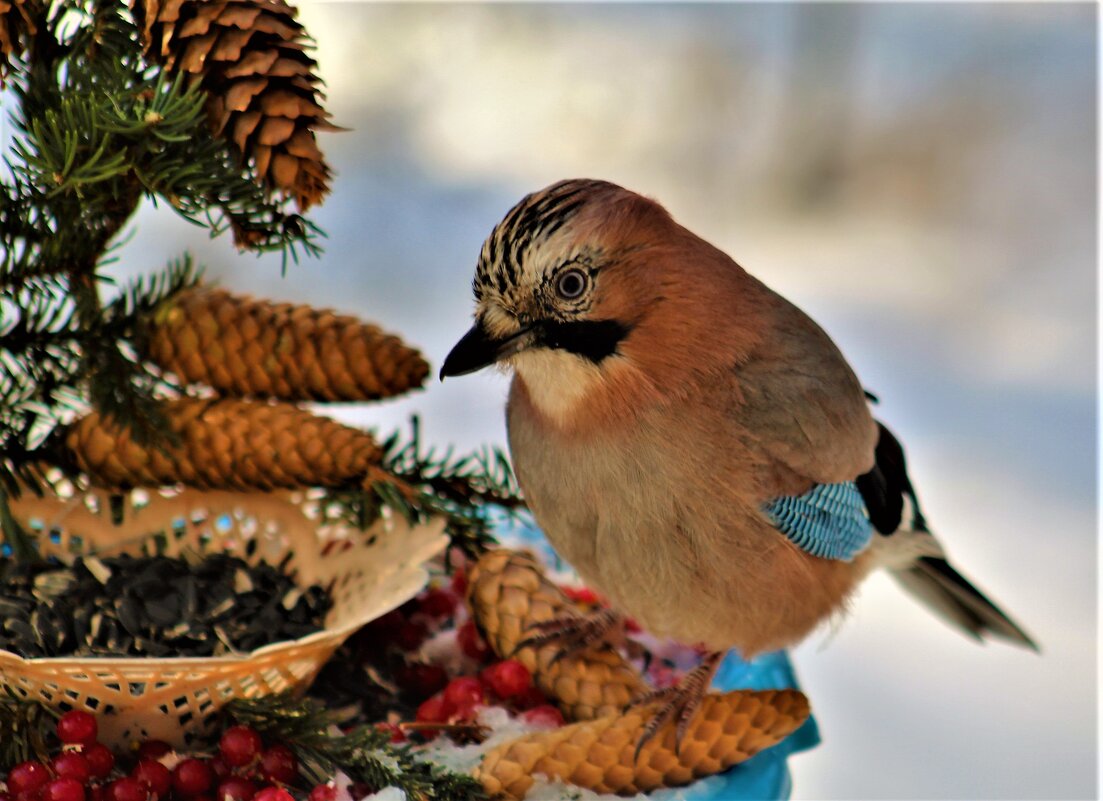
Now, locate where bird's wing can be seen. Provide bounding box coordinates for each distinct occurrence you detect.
[762,481,873,561]
[733,293,878,486]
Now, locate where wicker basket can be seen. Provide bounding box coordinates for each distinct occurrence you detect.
[4,488,448,748]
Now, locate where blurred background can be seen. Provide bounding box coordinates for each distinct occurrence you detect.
[105,3,1096,798]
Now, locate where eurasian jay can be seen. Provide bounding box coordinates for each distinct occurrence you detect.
[441,178,1036,743]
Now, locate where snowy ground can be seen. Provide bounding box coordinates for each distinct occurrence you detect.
[91,4,1096,799]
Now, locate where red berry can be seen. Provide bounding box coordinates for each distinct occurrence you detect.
[417,588,457,618]
[214,778,255,801]
[55,711,98,746]
[131,761,171,798]
[415,694,451,723]
[106,778,147,801]
[171,760,212,798]
[218,726,262,768]
[481,659,532,699]
[258,745,297,785]
[48,754,89,785]
[511,685,549,710]
[456,621,490,661]
[562,586,601,606]
[449,569,467,597]
[43,780,83,801]
[522,704,565,728]
[307,786,335,801]
[393,619,428,651]
[206,758,230,782]
[252,790,293,801]
[8,763,50,795]
[84,745,115,780]
[374,722,406,744]
[87,786,105,801]
[394,662,448,700]
[443,676,484,710]
[135,741,171,761]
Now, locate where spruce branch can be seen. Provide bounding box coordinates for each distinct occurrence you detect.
[227,694,487,801]
[318,417,524,560]
[0,689,57,769]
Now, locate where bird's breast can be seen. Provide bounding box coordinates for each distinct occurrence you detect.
[505,379,860,654]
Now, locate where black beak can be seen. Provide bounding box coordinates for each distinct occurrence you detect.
[439,322,537,379]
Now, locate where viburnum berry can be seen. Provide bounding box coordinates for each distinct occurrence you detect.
[48,754,90,784]
[393,619,428,652]
[522,704,565,728]
[258,745,297,785]
[106,778,147,801]
[55,710,98,746]
[449,568,467,597]
[415,694,451,723]
[206,758,231,782]
[215,778,256,801]
[562,586,601,606]
[443,676,484,717]
[171,759,212,797]
[394,662,448,700]
[307,786,336,801]
[252,789,293,801]
[456,620,491,661]
[481,659,532,699]
[84,745,115,780]
[511,684,549,710]
[135,741,171,761]
[7,762,50,795]
[43,780,83,801]
[374,722,406,743]
[219,726,262,768]
[417,588,457,618]
[131,760,171,798]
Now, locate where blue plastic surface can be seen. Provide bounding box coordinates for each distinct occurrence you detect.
[492,512,820,800]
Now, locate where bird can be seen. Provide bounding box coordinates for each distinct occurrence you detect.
[440,178,1037,744]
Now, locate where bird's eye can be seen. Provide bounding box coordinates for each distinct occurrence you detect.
[555,268,588,300]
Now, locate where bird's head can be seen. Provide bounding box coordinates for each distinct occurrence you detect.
[440,179,766,426]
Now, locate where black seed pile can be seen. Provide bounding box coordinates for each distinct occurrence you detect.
[0,553,332,658]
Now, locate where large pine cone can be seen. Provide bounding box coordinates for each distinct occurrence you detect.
[132,0,334,209]
[476,688,810,799]
[66,398,383,490]
[466,549,648,722]
[143,286,429,402]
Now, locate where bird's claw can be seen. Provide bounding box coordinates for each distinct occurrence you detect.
[631,651,723,761]
[512,607,624,662]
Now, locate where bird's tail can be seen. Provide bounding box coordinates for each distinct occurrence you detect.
[890,553,1039,651]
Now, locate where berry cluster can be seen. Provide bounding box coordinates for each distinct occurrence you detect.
[351,568,569,742]
[1,714,309,801]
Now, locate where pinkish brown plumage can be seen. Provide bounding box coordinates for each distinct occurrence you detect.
[442,178,1036,743]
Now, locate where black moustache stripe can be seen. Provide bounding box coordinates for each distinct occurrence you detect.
[539,319,631,364]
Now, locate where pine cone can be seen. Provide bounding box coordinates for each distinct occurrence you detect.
[0,0,35,79]
[65,398,384,490]
[467,549,648,722]
[142,286,429,402]
[476,688,810,799]
[132,0,334,210]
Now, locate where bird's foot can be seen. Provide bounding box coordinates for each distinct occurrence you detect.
[631,651,724,760]
[513,607,627,663]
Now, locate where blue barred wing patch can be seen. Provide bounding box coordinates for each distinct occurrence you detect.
[763,482,873,562]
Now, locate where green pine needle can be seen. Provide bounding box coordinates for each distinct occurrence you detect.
[227,695,488,801]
